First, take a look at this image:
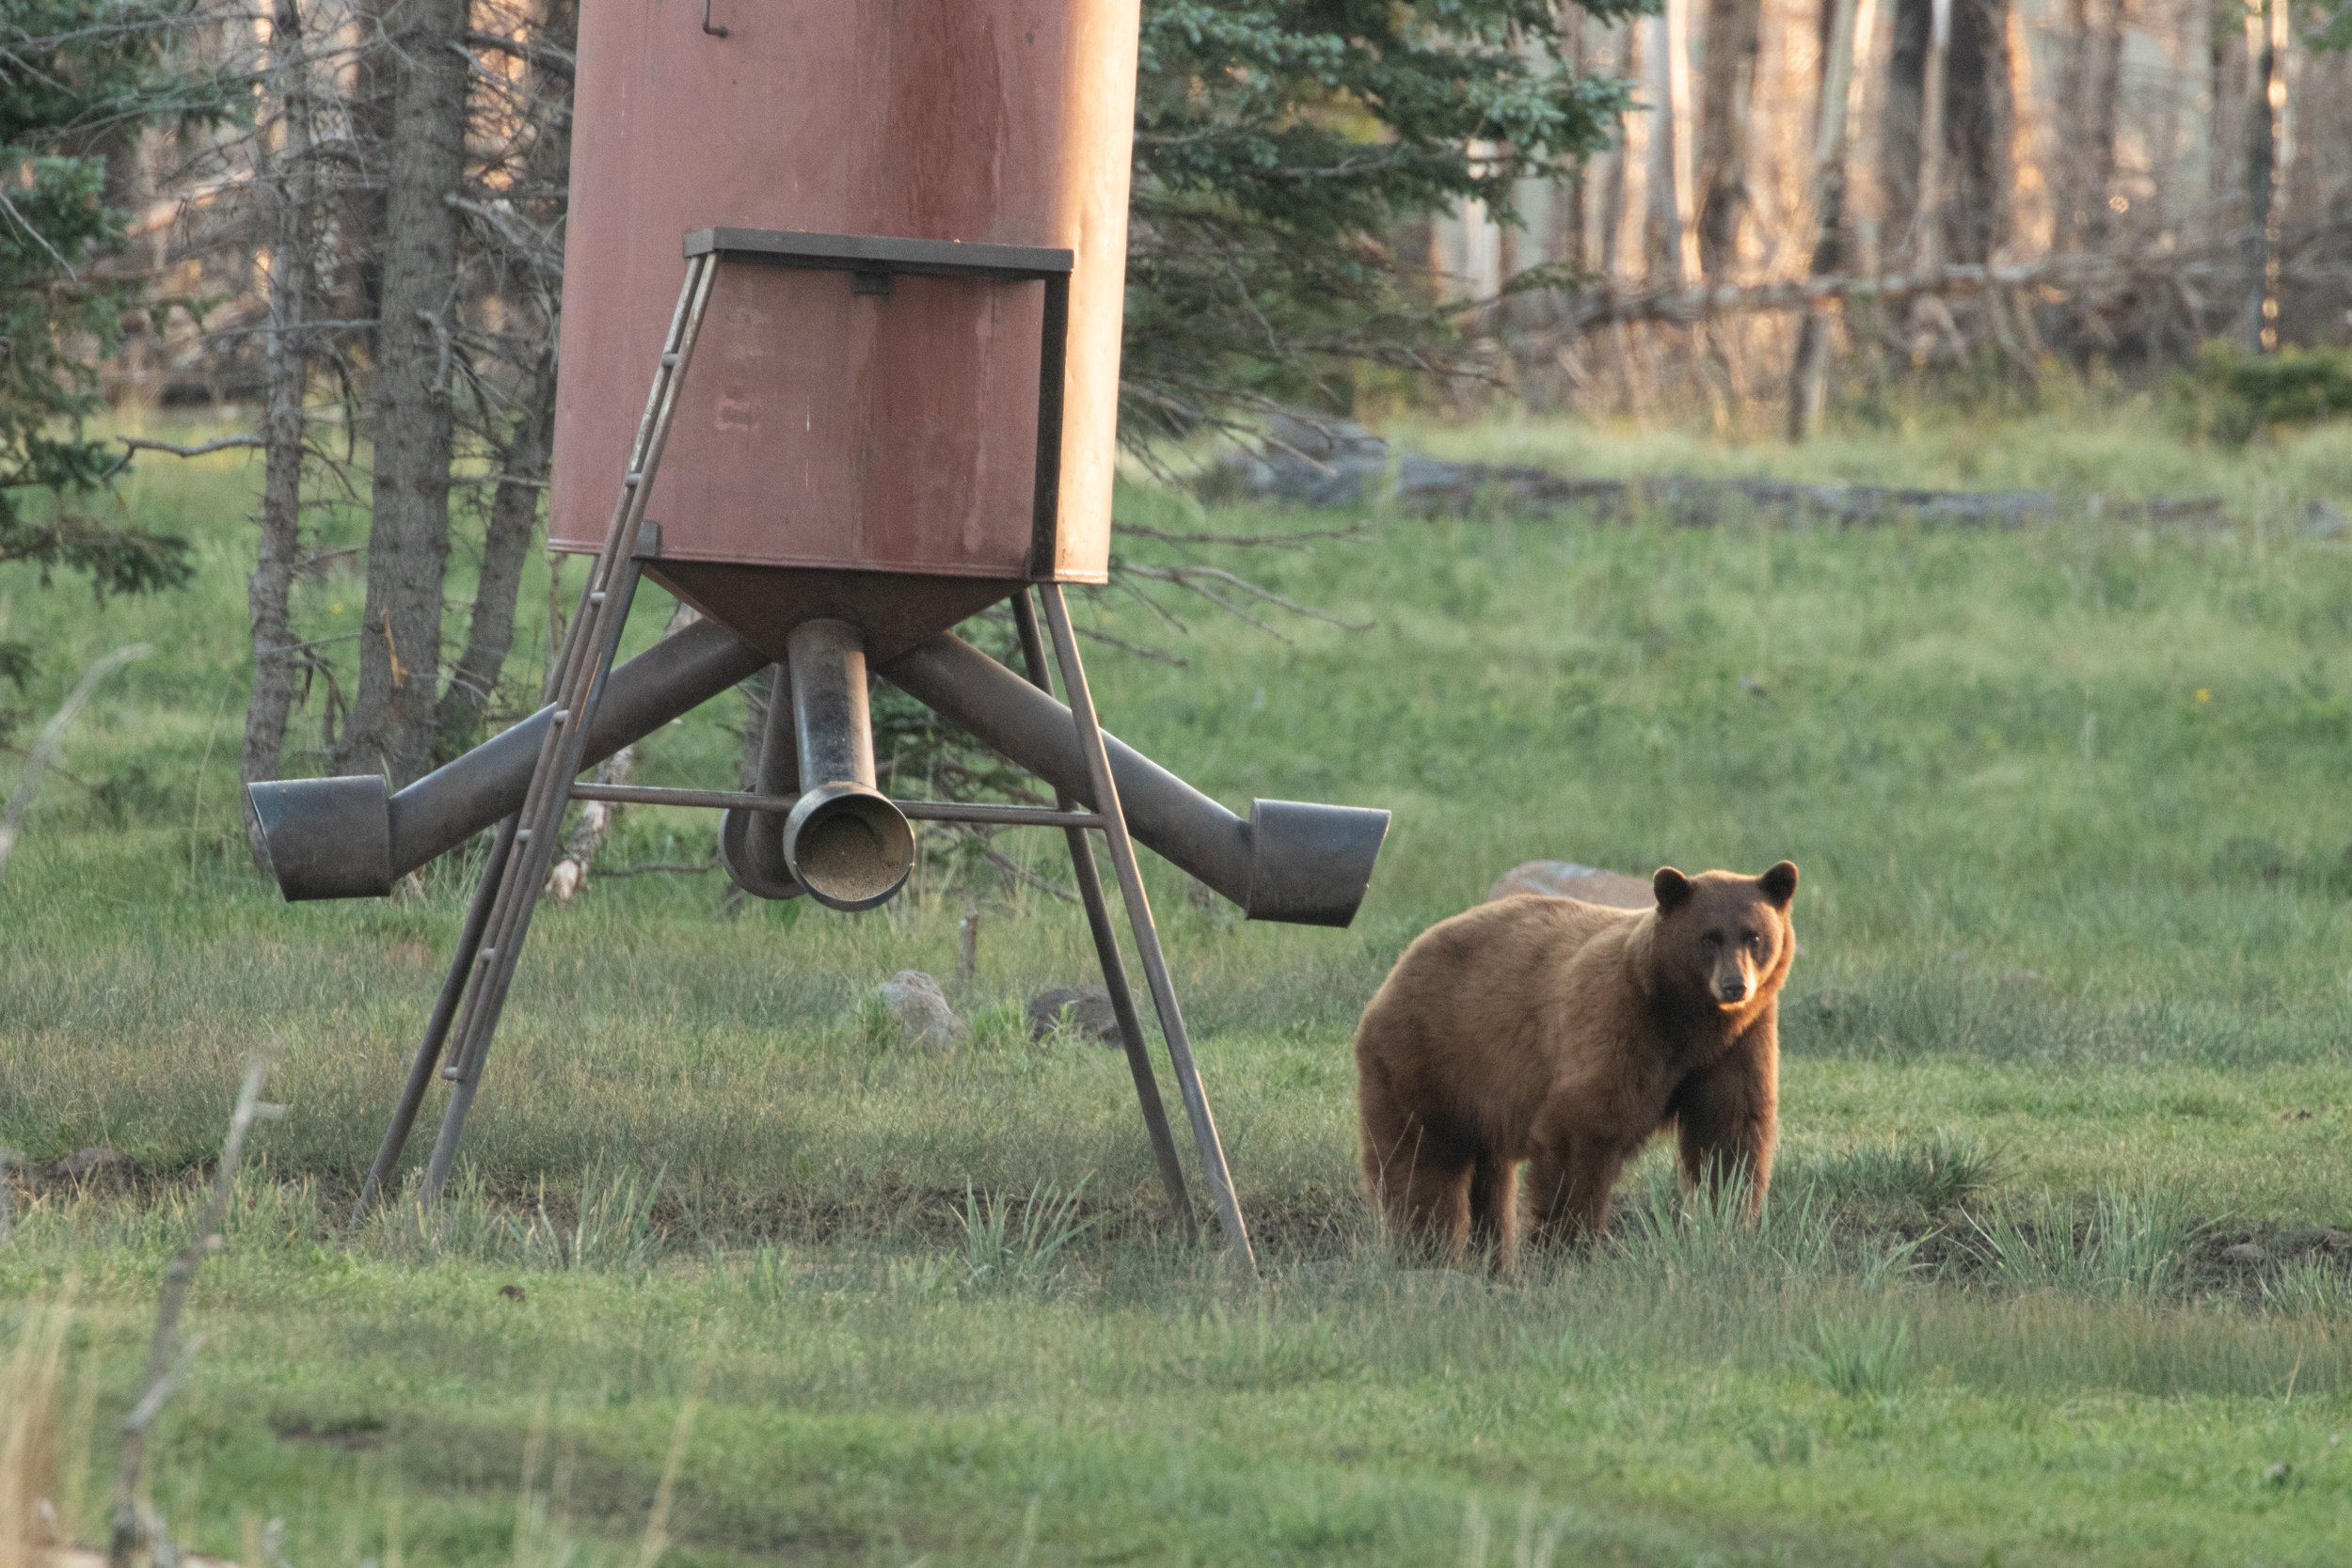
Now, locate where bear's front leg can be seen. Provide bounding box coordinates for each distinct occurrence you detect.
[1670,1034,1778,1218]
[1525,1133,1630,1250]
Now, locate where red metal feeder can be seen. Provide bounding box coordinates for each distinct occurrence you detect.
[245,0,1389,1268]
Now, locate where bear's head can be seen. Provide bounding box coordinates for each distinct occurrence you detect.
[1649,862,1798,1013]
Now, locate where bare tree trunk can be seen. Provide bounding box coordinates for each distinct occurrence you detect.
[2057,0,2093,246]
[435,348,555,760]
[1944,0,2013,263]
[243,0,314,866]
[1696,0,1762,278]
[1788,0,1865,440]
[339,0,469,786]
[344,0,398,349]
[2242,0,2285,350]
[434,0,574,761]
[2209,0,2241,214]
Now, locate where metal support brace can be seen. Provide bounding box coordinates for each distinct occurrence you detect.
[1011,591,1196,1237]
[1037,584,1255,1271]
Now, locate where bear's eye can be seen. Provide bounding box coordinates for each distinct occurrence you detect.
[1744,931,1766,952]
[1700,932,1723,949]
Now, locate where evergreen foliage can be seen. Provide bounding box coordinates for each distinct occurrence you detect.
[1122,0,1645,439]
[0,0,224,692]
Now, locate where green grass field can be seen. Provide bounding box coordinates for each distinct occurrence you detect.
[5,401,2352,1565]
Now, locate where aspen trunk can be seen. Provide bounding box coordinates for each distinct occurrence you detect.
[1662,0,1704,284]
[1616,23,1655,285]
[2242,0,2284,350]
[1787,0,1865,440]
[1913,0,1953,271]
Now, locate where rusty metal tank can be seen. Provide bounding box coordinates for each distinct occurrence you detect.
[549,0,1140,657]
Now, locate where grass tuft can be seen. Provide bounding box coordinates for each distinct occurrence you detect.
[958,1179,1097,1294]
[1968,1184,2208,1297]
[1802,1311,1914,1398]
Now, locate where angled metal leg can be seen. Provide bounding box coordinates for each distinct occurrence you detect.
[1037,585,1254,1271]
[1010,591,1195,1238]
[351,814,517,1220]
[411,253,719,1209]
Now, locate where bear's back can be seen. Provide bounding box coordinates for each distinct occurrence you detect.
[1355,895,1647,1143]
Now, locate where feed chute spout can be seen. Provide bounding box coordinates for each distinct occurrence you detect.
[246,618,769,901]
[877,632,1388,927]
[776,619,913,911]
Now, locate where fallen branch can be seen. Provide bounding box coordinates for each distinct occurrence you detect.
[546,744,633,903]
[1210,412,2230,530]
[0,645,150,887]
[116,434,264,459]
[1116,519,1373,550]
[1536,249,2352,337]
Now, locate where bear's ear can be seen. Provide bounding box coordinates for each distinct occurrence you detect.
[1652,866,1693,911]
[1758,860,1798,908]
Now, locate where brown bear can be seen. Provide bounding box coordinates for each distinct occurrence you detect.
[1352,861,1798,1269]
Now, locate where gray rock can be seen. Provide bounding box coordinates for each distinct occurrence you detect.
[2221,1242,2268,1267]
[1028,986,1122,1046]
[2302,499,2348,539]
[50,1147,125,1180]
[1486,861,1654,909]
[876,970,966,1054]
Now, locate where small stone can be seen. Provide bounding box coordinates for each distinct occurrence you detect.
[1486,862,1653,909]
[2301,499,2348,539]
[2221,1242,2268,1267]
[1027,986,1121,1046]
[2263,1461,2293,1487]
[875,970,967,1054]
[51,1147,124,1180]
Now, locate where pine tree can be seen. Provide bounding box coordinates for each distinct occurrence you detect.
[0,0,224,701]
[1121,0,1643,441]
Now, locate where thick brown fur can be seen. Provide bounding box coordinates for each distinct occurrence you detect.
[1353,862,1798,1271]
